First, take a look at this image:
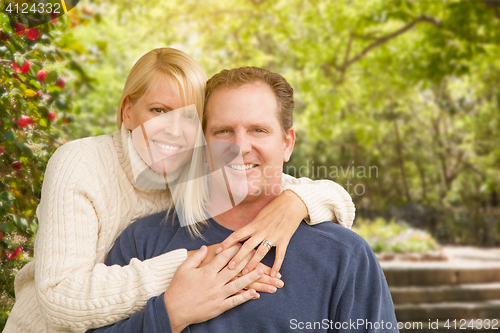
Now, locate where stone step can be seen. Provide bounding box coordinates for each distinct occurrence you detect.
[395,300,500,322]
[398,318,500,333]
[382,266,500,286]
[390,282,500,304]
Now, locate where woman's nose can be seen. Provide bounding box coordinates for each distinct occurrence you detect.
[163,113,182,137]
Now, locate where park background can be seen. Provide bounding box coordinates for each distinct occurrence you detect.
[1,0,500,329]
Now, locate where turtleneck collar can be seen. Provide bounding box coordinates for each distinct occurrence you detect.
[113,124,182,193]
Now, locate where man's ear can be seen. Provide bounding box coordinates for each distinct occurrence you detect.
[283,127,296,162]
[122,96,133,130]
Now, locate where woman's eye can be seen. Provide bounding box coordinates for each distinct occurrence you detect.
[151,108,166,114]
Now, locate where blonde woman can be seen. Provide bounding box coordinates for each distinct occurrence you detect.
[4,48,355,333]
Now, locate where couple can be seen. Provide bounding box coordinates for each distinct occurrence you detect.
[4,48,395,332]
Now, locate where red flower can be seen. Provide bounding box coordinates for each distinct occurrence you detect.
[0,29,8,41]
[35,91,42,98]
[13,60,30,74]
[7,247,22,260]
[26,27,41,40]
[37,70,47,82]
[48,111,56,121]
[55,77,65,89]
[11,161,22,170]
[15,23,26,35]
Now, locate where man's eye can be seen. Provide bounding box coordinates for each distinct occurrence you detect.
[215,130,229,134]
[151,108,166,114]
[254,128,265,133]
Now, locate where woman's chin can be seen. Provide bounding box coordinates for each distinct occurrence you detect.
[150,161,183,176]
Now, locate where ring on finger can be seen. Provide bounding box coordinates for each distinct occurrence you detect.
[262,240,272,250]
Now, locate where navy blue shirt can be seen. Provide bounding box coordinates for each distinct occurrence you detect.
[89,211,398,332]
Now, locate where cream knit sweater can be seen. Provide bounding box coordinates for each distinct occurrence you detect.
[3,126,355,333]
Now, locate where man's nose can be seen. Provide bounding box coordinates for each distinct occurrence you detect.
[233,131,251,155]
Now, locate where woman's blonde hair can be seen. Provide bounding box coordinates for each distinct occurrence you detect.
[117,48,209,237]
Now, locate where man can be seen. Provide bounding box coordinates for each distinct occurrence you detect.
[91,67,398,332]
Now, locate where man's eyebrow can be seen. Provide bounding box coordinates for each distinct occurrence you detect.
[147,102,175,111]
[208,124,233,132]
[208,123,273,131]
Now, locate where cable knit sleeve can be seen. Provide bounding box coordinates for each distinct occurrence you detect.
[281,173,355,228]
[34,141,187,332]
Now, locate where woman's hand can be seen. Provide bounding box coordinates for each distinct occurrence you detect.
[217,189,308,278]
[164,244,262,333]
[188,244,284,293]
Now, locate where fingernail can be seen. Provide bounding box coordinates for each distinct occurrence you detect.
[268,286,277,293]
[215,246,222,254]
[229,261,236,269]
[275,279,284,288]
[254,292,260,299]
[249,289,256,296]
[271,270,277,278]
[242,268,249,275]
[251,249,256,255]
[256,269,263,277]
[276,272,282,279]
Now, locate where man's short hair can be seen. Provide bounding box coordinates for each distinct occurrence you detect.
[203,67,294,133]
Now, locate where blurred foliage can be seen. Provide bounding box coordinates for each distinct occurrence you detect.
[70,0,500,214]
[0,9,95,258]
[353,217,439,253]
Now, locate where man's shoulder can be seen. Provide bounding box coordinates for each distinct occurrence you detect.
[118,210,178,247]
[296,221,371,258]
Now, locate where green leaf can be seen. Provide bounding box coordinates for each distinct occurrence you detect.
[5,129,16,141]
[47,85,62,96]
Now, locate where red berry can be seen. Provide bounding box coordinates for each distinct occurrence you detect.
[71,20,77,28]
[16,115,31,127]
[0,232,3,240]
[37,70,47,82]
[13,61,30,74]
[7,247,22,260]
[0,29,8,41]
[15,23,26,35]
[48,111,56,121]
[26,27,41,40]
[55,77,65,89]
[11,161,22,170]
[50,12,58,19]
[27,117,35,125]
[35,91,42,98]
[0,146,3,154]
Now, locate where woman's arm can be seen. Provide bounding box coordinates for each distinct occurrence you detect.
[218,174,355,276]
[89,245,262,333]
[281,173,355,228]
[34,141,187,332]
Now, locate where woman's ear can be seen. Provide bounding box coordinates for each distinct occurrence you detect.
[122,96,133,130]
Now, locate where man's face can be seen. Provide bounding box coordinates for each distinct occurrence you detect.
[205,81,295,203]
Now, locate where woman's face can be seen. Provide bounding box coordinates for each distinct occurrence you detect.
[122,79,199,175]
